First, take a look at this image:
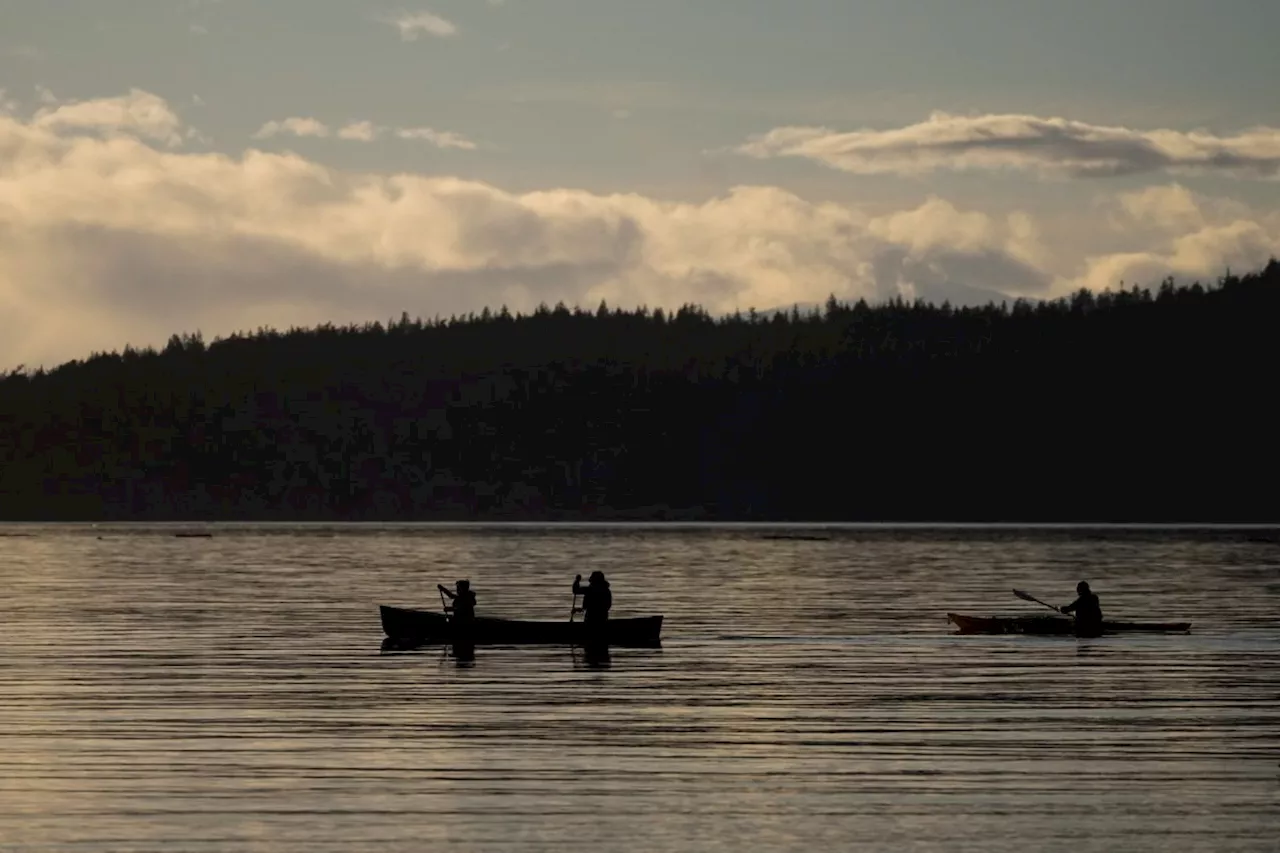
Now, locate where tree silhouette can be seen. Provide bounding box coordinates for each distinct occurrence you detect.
[1,260,1277,521]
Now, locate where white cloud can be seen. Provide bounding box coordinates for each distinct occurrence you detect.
[253,116,478,149]
[29,88,186,147]
[731,111,1280,180]
[1059,188,1280,294]
[337,121,380,142]
[253,117,332,139]
[1,91,1277,370]
[378,10,458,40]
[395,127,478,149]
[1061,231,1268,295]
[1100,183,1207,237]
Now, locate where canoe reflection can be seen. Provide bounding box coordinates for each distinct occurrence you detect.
[379,635,640,669]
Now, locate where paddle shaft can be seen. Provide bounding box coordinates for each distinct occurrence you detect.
[1014,588,1064,615]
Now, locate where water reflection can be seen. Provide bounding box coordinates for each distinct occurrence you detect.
[451,643,476,666]
[379,635,626,669]
[575,644,612,669]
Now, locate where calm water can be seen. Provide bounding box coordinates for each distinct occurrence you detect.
[1,524,1278,852]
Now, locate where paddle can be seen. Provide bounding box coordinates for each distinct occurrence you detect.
[1013,588,1065,615]
[568,589,582,662]
[569,573,584,623]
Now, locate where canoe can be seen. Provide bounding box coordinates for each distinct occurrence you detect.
[948,613,1191,636]
[379,605,663,647]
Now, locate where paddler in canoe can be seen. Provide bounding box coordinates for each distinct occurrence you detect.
[1061,581,1103,638]
[438,580,477,621]
[573,571,612,624]
[438,579,478,653]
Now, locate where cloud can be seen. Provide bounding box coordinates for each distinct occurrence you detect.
[1114,184,1205,231]
[253,116,478,149]
[730,111,1280,180]
[253,116,331,139]
[394,127,477,149]
[1048,184,1280,294]
[378,10,457,40]
[1061,222,1280,296]
[1,90,1277,370]
[337,121,379,142]
[27,88,186,147]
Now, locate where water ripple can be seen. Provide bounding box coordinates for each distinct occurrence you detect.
[1,524,1277,852]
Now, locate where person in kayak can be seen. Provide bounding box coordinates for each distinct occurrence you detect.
[1061,581,1102,637]
[438,580,477,621]
[573,571,612,623]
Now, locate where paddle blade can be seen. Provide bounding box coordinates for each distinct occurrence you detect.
[1013,588,1062,613]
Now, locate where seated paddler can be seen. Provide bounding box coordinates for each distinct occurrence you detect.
[573,571,612,623]
[1061,581,1102,637]
[438,579,477,621]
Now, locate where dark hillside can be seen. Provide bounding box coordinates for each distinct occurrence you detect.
[1,261,1277,521]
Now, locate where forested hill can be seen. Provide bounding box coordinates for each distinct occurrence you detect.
[2,262,1278,522]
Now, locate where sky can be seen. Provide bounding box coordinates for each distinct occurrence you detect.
[2,0,1279,369]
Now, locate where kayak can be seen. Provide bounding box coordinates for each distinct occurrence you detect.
[948,613,1191,635]
[379,605,663,647]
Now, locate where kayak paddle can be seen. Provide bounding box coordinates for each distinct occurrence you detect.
[1013,588,1064,614]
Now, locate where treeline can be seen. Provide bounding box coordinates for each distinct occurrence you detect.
[2,262,1278,521]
